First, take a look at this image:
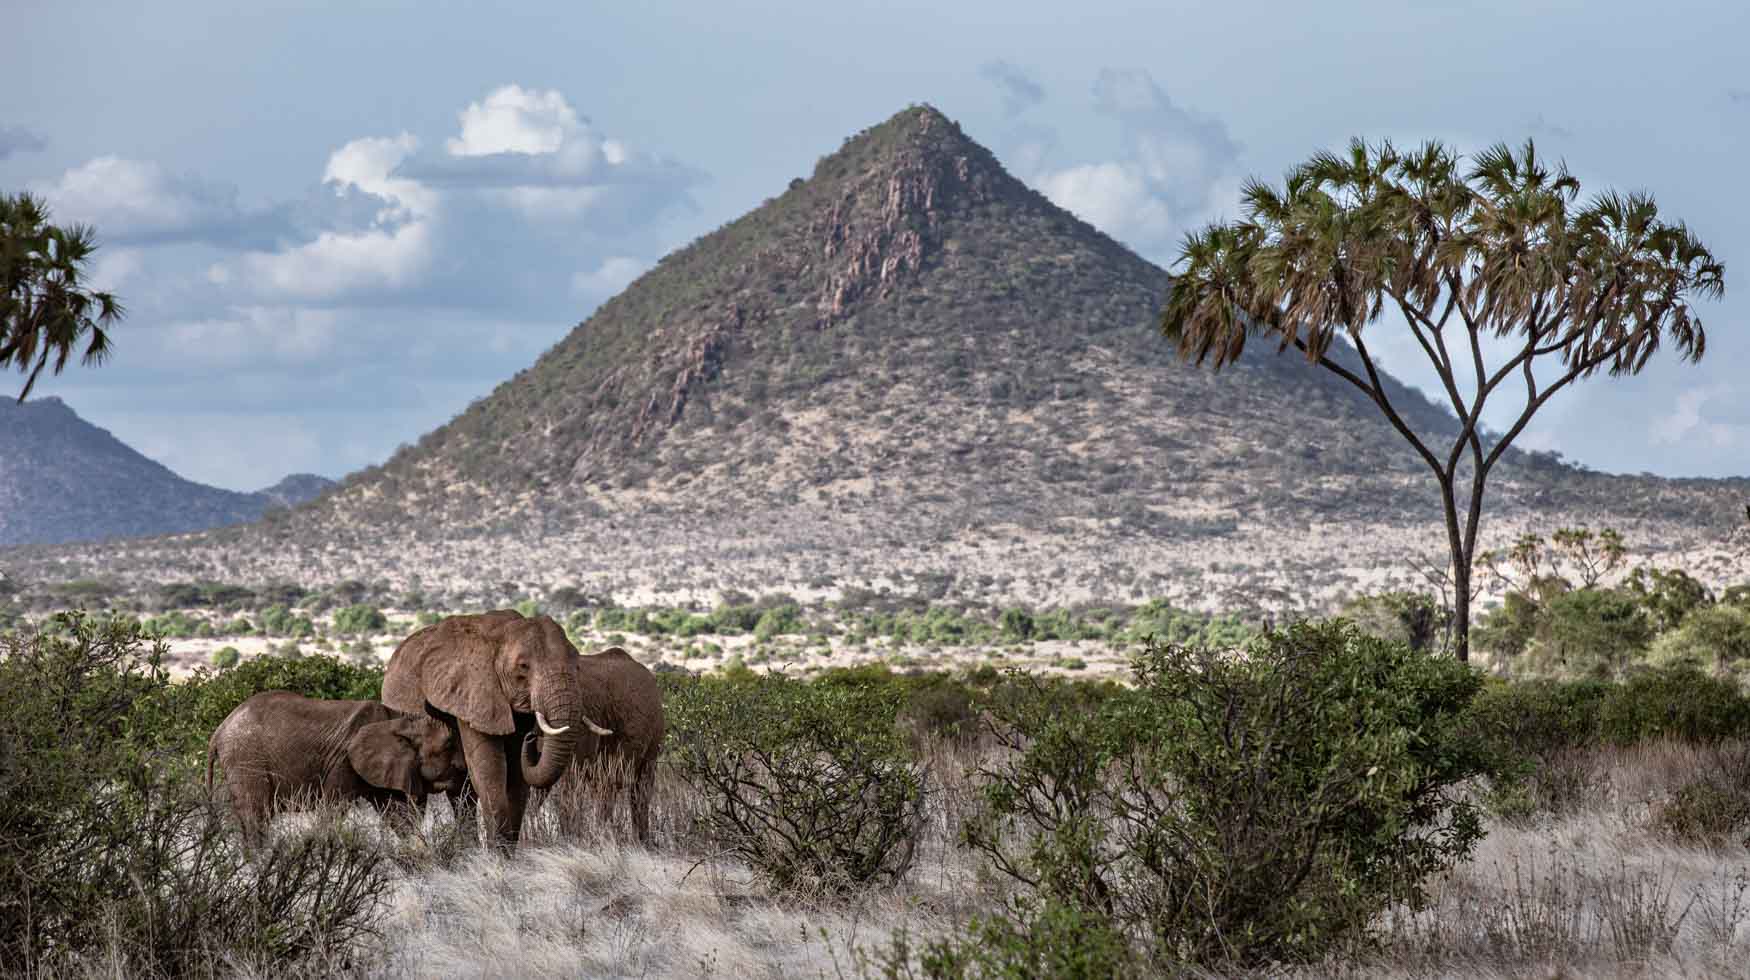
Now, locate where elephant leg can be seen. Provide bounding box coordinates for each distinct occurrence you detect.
[629,760,655,845]
[501,735,531,850]
[230,774,272,848]
[458,725,519,853]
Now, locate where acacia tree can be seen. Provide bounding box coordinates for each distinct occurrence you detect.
[0,191,123,402]
[1160,140,1724,660]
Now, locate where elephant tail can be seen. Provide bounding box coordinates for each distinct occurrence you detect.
[204,737,217,793]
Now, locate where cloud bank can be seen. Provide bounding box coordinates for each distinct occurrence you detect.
[24,86,703,489]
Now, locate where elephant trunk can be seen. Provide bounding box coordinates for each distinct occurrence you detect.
[519,686,606,789]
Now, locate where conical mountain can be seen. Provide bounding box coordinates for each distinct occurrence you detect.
[323,105,1458,525]
[15,106,1745,609]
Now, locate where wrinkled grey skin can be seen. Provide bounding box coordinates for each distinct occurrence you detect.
[382,610,608,853]
[205,691,466,845]
[528,647,667,843]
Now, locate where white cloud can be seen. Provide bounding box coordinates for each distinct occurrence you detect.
[1036,163,1174,244]
[232,221,434,300]
[447,85,580,156]
[218,133,436,300]
[157,306,344,368]
[323,132,435,217]
[30,156,287,246]
[1010,68,1245,260]
[1652,386,1740,448]
[571,256,648,296]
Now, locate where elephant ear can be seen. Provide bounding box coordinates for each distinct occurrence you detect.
[347,721,420,799]
[383,614,516,735]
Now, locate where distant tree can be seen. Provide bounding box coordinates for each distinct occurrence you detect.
[0,192,124,401]
[1160,139,1724,660]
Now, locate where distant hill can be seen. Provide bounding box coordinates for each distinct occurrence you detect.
[7,106,1746,611]
[0,397,334,546]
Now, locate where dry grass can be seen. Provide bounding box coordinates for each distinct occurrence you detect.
[38,735,1750,978]
[211,740,1750,978]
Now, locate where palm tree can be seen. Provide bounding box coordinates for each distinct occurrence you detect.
[0,192,124,402]
[1160,139,1724,661]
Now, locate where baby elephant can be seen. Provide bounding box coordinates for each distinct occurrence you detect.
[206,690,467,843]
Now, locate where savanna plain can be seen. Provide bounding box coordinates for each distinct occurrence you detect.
[11,539,1750,980]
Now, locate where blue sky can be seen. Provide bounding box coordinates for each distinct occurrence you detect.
[3,0,1746,489]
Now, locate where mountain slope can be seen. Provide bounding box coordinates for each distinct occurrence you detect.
[0,398,334,546]
[317,105,1464,527]
[8,106,1745,610]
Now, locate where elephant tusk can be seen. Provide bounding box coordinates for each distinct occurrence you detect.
[535,712,570,736]
[585,719,613,736]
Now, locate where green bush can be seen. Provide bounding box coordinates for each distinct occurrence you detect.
[143,608,210,639]
[210,645,242,669]
[878,898,1142,979]
[1524,587,1655,679]
[331,603,387,635]
[1465,677,1609,760]
[1649,604,1750,671]
[999,606,1035,642]
[1597,665,1750,746]
[260,603,316,638]
[1119,598,1252,649]
[665,672,926,893]
[752,603,806,641]
[0,614,392,974]
[959,621,1492,970]
[1339,590,1448,653]
[1627,566,1715,633]
[1472,591,1540,660]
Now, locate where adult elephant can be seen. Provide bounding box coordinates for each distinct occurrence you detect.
[527,647,667,843]
[382,609,612,852]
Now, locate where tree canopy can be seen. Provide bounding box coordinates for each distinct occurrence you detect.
[1,192,124,402]
[1160,138,1725,660]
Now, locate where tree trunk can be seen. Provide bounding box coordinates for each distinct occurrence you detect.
[1453,558,1472,662]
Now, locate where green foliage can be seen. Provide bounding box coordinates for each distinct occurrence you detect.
[1627,566,1715,633]
[959,621,1492,970]
[1524,587,1654,679]
[1596,665,1750,746]
[331,603,387,635]
[143,608,213,638]
[999,606,1035,642]
[1472,591,1541,660]
[752,602,806,641]
[0,614,391,974]
[259,603,316,638]
[1339,590,1448,653]
[665,671,927,893]
[1119,598,1252,648]
[878,899,1142,979]
[210,645,241,669]
[1649,604,1750,671]
[1465,677,1609,760]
